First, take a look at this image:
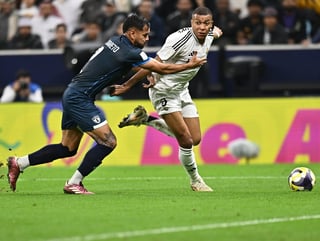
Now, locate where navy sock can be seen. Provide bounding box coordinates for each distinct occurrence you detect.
[78,144,114,177]
[29,144,77,166]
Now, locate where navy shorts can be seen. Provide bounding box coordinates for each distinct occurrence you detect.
[61,87,107,132]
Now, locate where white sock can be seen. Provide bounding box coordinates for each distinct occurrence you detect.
[179,146,201,182]
[17,155,30,172]
[68,170,84,185]
[145,118,175,137]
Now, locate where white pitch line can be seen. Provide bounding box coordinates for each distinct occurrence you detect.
[18,176,286,182]
[40,214,320,241]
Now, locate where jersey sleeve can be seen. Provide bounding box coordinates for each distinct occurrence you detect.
[131,50,151,67]
[156,31,183,61]
[208,29,215,45]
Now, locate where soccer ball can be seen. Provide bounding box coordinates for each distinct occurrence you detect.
[288,167,316,191]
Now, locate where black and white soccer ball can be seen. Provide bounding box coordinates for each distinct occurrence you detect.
[288,167,316,191]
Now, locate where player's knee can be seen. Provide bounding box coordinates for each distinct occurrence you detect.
[193,138,201,146]
[107,140,117,149]
[176,134,193,148]
[100,134,117,149]
[192,135,201,146]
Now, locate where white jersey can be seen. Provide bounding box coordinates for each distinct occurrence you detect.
[152,27,214,93]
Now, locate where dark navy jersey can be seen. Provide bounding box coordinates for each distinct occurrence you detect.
[69,35,151,99]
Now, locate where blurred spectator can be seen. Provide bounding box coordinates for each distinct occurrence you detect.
[71,20,103,44]
[214,0,240,45]
[194,0,215,11]
[279,0,307,44]
[155,0,178,19]
[48,23,72,49]
[312,28,320,43]
[250,6,288,44]
[114,0,132,12]
[230,0,248,18]
[137,0,165,46]
[102,19,124,42]
[265,0,282,10]
[0,69,43,103]
[295,0,320,43]
[237,0,264,45]
[18,0,39,19]
[98,0,127,42]
[80,0,105,24]
[7,17,43,49]
[296,0,320,14]
[307,10,320,43]
[156,0,214,20]
[0,0,18,49]
[31,0,64,48]
[52,0,85,37]
[166,0,193,35]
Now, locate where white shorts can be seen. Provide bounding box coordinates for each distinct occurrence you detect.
[149,88,199,118]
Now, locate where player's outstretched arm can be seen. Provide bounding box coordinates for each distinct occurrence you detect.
[110,68,151,96]
[142,51,206,75]
[110,53,206,96]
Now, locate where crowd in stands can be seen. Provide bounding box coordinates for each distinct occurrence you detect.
[0,0,320,50]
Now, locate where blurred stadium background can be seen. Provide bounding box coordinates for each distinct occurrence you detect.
[0,45,319,166]
[1,44,320,100]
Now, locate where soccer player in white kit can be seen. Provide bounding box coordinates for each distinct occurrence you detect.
[112,7,222,191]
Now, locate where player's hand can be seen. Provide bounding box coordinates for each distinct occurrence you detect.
[142,74,156,88]
[189,51,207,68]
[108,85,129,96]
[213,26,223,39]
[13,81,21,91]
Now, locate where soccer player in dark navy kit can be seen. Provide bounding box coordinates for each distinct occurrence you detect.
[7,14,207,194]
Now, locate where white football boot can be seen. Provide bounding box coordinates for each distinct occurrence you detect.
[191,178,213,192]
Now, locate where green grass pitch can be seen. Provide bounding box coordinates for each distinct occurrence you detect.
[1,163,320,241]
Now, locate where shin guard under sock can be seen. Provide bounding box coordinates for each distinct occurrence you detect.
[78,144,114,177]
[179,146,201,181]
[29,143,77,166]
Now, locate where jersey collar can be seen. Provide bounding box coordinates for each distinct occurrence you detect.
[120,35,133,46]
[190,28,204,45]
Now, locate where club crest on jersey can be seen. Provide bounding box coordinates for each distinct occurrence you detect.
[92,115,101,124]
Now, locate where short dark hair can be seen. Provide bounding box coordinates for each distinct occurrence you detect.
[56,23,67,31]
[15,69,31,79]
[247,0,264,8]
[192,7,213,16]
[122,13,150,33]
